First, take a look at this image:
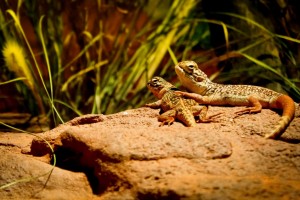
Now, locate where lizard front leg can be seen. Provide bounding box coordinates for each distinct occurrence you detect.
[145,100,175,126]
[174,91,206,104]
[144,100,162,109]
[157,110,176,126]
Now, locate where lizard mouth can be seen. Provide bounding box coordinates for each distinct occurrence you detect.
[147,82,160,92]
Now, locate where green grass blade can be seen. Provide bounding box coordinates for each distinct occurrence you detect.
[0,77,27,85]
[60,34,103,75]
[239,52,300,96]
[53,99,83,116]
[215,12,300,45]
[6,10,64,123]
[167,47,178,65]
[61,60,108,92]
[38,16,53,100]
[275,34,300,44]
[215,12,272,34]
[6,9,47,94]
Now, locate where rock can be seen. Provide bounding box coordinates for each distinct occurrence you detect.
[0,140,95,199]
[1,106,300,199]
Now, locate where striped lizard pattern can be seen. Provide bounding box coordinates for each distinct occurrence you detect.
[175,61,295,139]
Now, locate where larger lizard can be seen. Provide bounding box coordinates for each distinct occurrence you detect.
[175,60,296,139]
[145,76,219,127]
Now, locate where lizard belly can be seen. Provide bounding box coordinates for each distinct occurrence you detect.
[160,93,179,111]
[203,94,250,106]
[175,104,196,127]
[203,84,280,108]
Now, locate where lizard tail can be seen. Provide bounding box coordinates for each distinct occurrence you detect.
[265,95,295,139]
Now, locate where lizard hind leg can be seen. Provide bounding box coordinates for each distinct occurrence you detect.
[192,105,222,123]
[234,96,262,117]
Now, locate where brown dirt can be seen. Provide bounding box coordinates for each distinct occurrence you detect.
[1,106,300,199]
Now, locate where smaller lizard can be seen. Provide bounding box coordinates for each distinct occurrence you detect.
[145,76,220,127]
[175,60,296,139]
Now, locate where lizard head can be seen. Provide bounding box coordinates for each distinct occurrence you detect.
[147,76,175,99]
[175,61,208,82]
[175,61,210,94]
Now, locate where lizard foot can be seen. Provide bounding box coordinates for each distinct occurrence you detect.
[198,112,223,123]
[234,109,250,118]
[158,116,175,126]
[234,107,262,118]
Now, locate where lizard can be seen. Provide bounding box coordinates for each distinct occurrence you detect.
[145,76,220,127]
[174,60,296,139]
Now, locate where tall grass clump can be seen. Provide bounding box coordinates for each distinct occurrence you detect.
[210,12,300,99]
[2,39,45,115]
[1,0,299,129]
[1,0,211,126]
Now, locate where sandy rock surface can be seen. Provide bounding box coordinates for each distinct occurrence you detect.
[1,106,300,199]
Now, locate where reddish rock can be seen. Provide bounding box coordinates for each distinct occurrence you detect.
[1,106,300,199]
[0,140,95,199]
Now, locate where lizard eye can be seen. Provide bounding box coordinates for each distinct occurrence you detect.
[150,77,162,87]
[186,64,195,74]
[187,64,194,70]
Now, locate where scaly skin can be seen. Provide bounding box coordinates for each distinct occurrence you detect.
[175,61,295,139]
[145,77,219,127]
